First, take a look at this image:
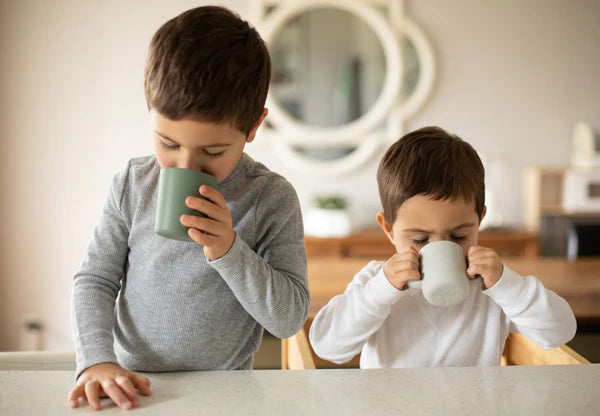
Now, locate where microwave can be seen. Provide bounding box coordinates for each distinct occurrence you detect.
[562,169,600,212]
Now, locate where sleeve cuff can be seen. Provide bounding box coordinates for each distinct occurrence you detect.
[483,264,531,308]
[362,266,405,308]
[207,233,244,269]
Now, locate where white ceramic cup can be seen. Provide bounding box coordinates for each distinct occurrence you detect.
[407,240,472,307]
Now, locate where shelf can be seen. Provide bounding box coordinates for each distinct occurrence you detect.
[305,228,539,259]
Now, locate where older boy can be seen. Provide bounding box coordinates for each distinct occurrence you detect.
[69,6,309,410]
[309,126,575,368]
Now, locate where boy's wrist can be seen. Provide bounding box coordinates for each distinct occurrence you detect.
[364,266,405,308]
[483,264,531,307]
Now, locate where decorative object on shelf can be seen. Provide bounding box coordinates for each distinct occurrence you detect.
[251,0,435,174]
[570,121,600,168]
[304,194,352,237]
[480,152,509,229]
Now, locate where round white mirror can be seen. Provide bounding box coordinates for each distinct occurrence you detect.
[270,7,386,129]
[261,0,401,145]
[257,0,435,174]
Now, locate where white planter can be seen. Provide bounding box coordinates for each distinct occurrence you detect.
[304,208,352,237]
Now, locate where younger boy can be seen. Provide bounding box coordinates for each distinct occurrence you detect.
[309,126,575,368]
[69,6,309,410]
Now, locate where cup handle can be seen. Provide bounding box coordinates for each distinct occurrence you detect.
[406,279,422,289]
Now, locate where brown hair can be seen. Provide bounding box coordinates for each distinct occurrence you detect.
[144,6,271,136]
[377,126,485,224]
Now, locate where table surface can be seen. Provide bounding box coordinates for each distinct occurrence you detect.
[1,365,599,415]
[307,257,600,320]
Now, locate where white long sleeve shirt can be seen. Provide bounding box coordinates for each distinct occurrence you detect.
[309,261,576,368]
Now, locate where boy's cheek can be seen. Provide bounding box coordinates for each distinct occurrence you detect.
[154,150,171,168]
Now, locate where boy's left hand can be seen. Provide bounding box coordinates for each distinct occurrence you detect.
[180,185,235,261]
[466,245,503,289]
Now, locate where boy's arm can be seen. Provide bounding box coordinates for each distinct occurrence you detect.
[71,167,130,378]
[206,177,309,339]
[484,264,577,349]
[309,261,405,364]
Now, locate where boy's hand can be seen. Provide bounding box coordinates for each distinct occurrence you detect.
[181,185,235,261]
[466,245,503,289]
[68,363,151,411]
[383,246,421,290]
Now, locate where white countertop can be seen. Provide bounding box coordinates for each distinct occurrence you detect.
[1,365,599,415]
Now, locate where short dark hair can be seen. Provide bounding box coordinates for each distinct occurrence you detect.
[144,6,271,135]
[377,126,485,224]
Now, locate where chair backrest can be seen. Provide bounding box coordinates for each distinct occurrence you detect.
[281,327,316,370]
[0,351,76,370]
[502,333,590,365]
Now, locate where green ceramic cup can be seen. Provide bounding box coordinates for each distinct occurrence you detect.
[154,167,219,242]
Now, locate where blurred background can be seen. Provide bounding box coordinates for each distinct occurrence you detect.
[0,0,599,357]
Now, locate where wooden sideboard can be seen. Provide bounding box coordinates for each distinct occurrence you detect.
[305,228,540,259]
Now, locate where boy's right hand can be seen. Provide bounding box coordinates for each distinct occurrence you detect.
[68,363,151,411]
[383,246,421,290]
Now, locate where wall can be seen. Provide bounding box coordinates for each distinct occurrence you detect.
[250,0,600,231]
[0,0,599,351]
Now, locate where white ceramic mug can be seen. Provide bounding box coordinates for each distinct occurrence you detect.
[407,240,472,307]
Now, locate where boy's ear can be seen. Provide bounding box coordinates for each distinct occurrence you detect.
[479,206,487,224]
[246,108,269,143]
[376,212,395,245]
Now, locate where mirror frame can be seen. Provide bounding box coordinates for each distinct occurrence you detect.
[260,0,402,145]
[254,0,436,175]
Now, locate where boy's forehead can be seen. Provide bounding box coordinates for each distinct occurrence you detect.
[394,194,479,231]
[150,110,243,145]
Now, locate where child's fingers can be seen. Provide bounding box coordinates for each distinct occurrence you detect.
[115,376,140,407]
[84,380,102,410]
[199,185,227,209]
[101,380,133,410]
[68,384,85,408]
[185,196,227,222]
[390,251,419,268]
[466,263,481,279]
[467,245,487,256]
[403,269,422,283]
[181,216,221,236]
[130,373,152,396]
[467,261,501,280]
[188,228,219,246]
[389,259,419,273]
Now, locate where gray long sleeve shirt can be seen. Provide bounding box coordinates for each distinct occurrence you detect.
[71,154,309,377]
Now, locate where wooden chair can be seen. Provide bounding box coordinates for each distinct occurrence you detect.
[501,332,590,365]
[281,327,316,370]
[303,315,590,367]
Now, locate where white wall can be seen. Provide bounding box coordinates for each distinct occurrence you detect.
[1,0,599,351]
[0,0,247,350]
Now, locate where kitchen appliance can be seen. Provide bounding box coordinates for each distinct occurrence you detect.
[570,121,600,168]
[562,168,600,212]
[567,222,600,260]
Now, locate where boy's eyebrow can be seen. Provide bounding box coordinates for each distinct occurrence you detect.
[153,131,230,148]
[403,223,477,233]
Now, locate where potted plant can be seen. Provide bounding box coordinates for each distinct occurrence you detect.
[304,194,352,237]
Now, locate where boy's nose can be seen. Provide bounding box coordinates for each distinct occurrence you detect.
[177,155,201,171]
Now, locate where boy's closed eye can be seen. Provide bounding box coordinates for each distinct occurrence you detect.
[157,139,225,158]
[411,234,467,246]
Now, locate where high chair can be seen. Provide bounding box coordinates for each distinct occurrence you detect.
[281,327,316,369]
[302,317,590,368]
[501,332,590,365]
